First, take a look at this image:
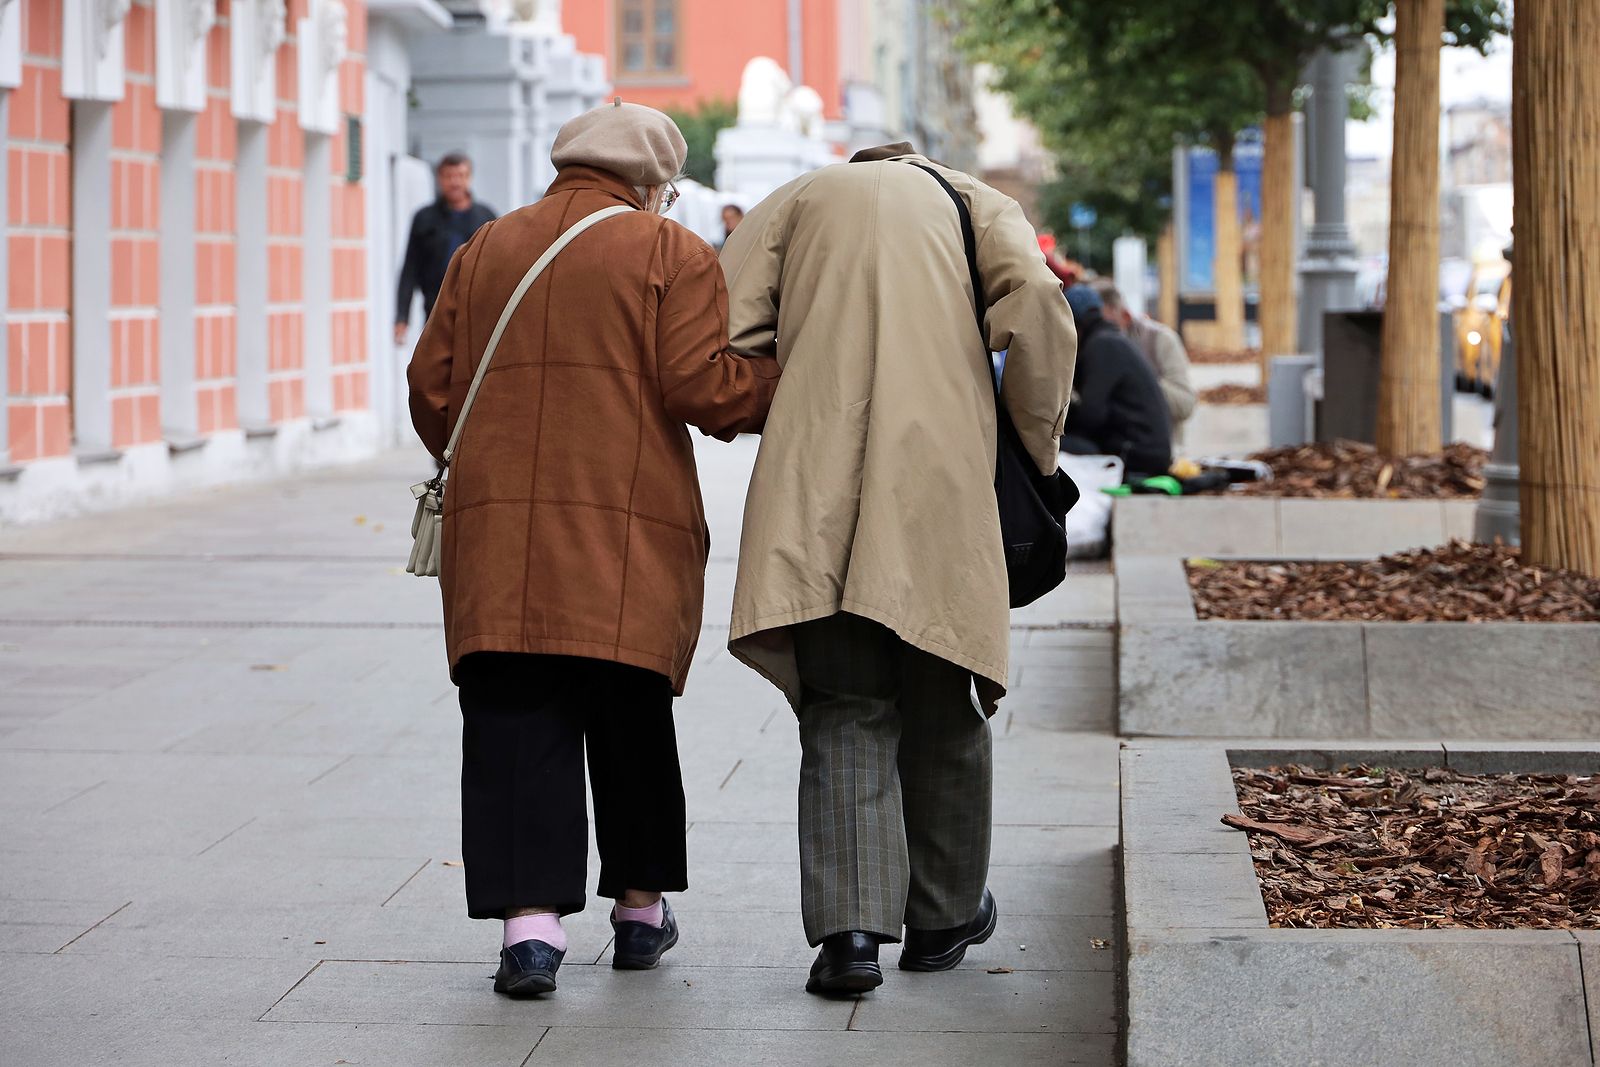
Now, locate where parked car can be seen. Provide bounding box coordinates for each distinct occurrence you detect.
[1455,260,1511,397]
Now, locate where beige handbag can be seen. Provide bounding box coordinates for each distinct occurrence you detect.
[407,204,634,577]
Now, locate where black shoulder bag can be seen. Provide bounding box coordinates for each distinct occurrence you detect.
[909,163,1078,608]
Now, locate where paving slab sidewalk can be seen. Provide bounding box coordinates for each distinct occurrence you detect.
[0,437,1121,1067]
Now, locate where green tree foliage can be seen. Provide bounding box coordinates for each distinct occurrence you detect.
[663,99,737,187]
[1036,157,1170,273]
[960,0,1507,242]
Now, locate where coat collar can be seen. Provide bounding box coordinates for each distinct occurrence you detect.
[546,165,646,209]
[850,141,918,163]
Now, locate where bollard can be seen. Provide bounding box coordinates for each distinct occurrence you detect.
[1267,354,1318,446]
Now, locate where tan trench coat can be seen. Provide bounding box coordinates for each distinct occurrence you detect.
[408,166,779,692]
[719,151,1078,714]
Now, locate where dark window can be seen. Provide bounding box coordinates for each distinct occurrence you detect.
[618,0,679,76]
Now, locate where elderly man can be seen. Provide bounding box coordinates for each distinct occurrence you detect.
[720,142,1076,995]
[408,102,780,998]
[1090,279,1196,444]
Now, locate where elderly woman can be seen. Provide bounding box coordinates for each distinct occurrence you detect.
[408,103,780,997]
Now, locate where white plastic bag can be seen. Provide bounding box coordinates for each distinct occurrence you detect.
[1059,454,1124,559]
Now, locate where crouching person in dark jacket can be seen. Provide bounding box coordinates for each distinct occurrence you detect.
[1059,284,1173,478]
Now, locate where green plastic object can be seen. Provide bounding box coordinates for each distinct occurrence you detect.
[1102,485,1132,496]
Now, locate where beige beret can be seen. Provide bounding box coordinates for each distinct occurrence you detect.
[550,101,688,186]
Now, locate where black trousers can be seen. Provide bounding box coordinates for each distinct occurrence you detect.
[457,652,688,920]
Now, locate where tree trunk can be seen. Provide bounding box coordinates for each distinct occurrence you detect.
[1157,222,1179,328]
[1376,0,1443,455]
[1259,83,1298,367]
[1513,0,1600,575]
[1212,144,1246,352]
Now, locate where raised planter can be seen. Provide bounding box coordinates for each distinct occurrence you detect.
[1184,402,1269,458]
[1112,494,1477,558]
[1115,555,1600,738]
[1121,742,1600,1067]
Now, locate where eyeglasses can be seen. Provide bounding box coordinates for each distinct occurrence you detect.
[657,181,680,215]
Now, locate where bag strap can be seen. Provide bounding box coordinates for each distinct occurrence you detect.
[441,204,635,465]
[906,163,999,403]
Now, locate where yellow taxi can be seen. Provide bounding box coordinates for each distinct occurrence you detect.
[1455,261,1511,397]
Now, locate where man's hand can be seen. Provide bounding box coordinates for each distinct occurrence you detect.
[394,322,409,346]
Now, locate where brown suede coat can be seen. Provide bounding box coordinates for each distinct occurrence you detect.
[408,166,780,692]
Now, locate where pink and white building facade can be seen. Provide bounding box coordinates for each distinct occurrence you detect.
[1,0,453,521]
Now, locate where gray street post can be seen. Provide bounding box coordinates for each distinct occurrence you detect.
[1297,46,1362,359]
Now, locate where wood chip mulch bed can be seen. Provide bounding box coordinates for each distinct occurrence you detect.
[1232,440,1487,498]
[1188,347,1261,365]
[1198,382,1267,404]
[1187,540,1600,622]
[1230,764,1600,929]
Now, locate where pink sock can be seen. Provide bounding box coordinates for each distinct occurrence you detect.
[504,911,567,952]
[614,899,665,928]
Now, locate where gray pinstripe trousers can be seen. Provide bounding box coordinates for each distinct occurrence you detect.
[794,612,993,946]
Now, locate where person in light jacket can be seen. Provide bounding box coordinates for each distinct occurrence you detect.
[1091,279,1196,445]
[719,142,1077,995]
[408,102,780,998]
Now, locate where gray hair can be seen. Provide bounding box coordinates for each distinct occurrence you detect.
[1090,278,1124,312]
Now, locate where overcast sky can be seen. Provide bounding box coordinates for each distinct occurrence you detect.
[1346,21,1514,158]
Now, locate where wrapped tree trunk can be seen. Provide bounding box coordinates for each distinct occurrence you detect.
[1514,0,1600,575]
[1376,0,1443,455]
[1258,83,1298,365]
[1212,143,1246,352]
[1157,222,1179,328]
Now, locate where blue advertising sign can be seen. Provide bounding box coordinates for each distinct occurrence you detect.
[1180,130,1264,295]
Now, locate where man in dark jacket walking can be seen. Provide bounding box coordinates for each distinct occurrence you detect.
[394,153,498,344]
[1060,284,1173,477]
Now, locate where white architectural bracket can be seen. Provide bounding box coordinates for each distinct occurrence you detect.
[0,0,22,90]
[157,0,214,111]
[231,0,285,123]
[298,0,346,134]
[64,0,131,101]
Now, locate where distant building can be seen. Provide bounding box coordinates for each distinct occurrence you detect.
[837,0,977,171]
[1345,153,1392,259]
[1446,98,1511,188]
[1,0,451,521]
[1342,99,1514,265]
[973,62,1049,223]
[406,2,607,217]
[563,1,976,176]
[565,0,843,119]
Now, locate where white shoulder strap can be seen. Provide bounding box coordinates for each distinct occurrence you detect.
[442,204,635,464]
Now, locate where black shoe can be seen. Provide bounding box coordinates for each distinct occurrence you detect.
[805,932,884,995]
[493,938,564,997]
[611,899,680,970]
[899,888,998,971]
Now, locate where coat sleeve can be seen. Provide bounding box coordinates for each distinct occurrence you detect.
[718,193,787,360]
[657,246,781,441]
[406,238,471,462]
[1150,323,1197,424]
[976,196,1078,475]
[395,211,423,328]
